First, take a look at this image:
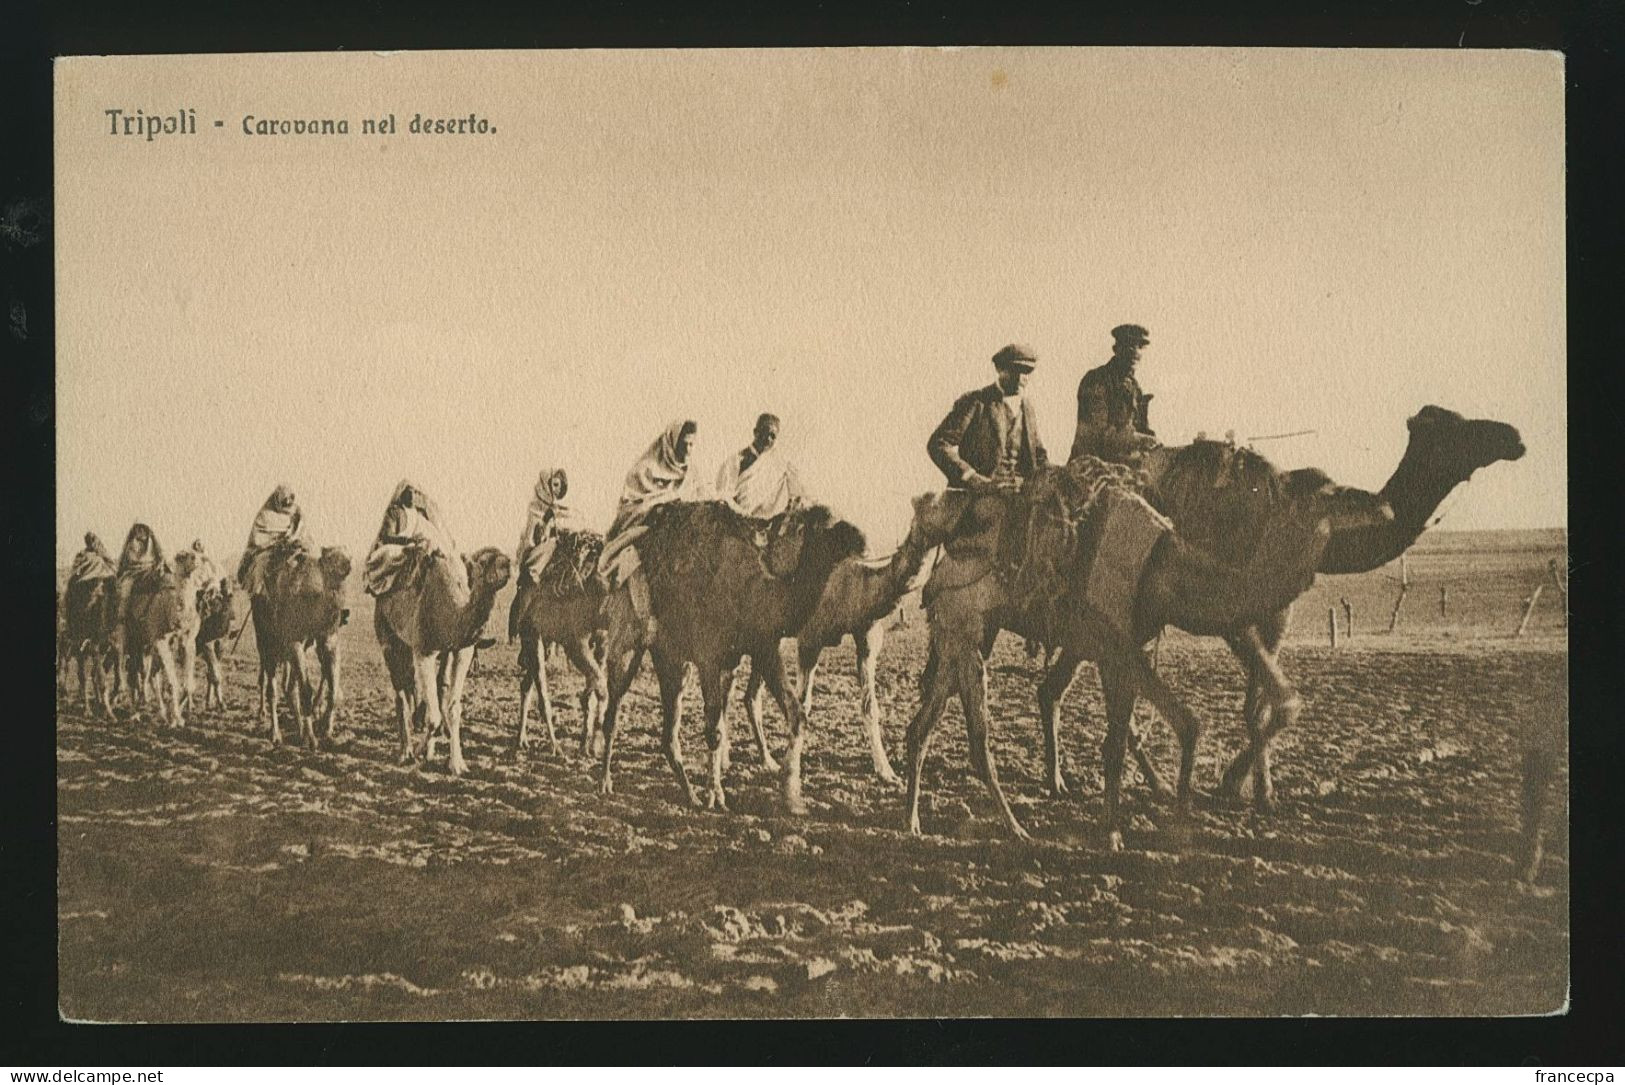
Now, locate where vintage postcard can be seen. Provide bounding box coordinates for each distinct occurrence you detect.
[54,48,1566,1021]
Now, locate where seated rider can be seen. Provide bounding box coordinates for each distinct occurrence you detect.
[597,420,698,620]
[113,523,166,627]
[1068,323,1158,464]
[68,532,117,584]
[510,467,572,638]
[927,343,1049,493]
[364,481,467,598]
[237,484,304,597]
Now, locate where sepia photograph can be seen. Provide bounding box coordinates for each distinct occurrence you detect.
[52,47,1566,1022]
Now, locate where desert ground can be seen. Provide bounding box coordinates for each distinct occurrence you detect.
[57,529,1568,1020]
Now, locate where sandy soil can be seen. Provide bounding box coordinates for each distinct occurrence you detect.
[57,535,1568,1020]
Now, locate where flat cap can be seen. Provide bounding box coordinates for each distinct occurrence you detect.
[991,343,1038,370]
[1111,324,1150,346]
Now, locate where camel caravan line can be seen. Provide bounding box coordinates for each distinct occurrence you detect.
[60,406,1541,867]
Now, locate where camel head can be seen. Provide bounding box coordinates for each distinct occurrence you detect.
[907,490,987,549]
[466,546,514,595]
[171,548,200,583]
[762,505,867,581]
[1404,405,1526,485]
[317,546,354,592]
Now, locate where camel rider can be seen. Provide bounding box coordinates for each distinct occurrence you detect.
[716,412,808,518]
[237,484,304,597]
[509,467,573,638]
[113,523,166,627]
[364,481,468,598]
[928,343,1049,492]
[69,532,116,584]
[188,538,222,590]
[1069,323,1158,464]
[598,419,698,619]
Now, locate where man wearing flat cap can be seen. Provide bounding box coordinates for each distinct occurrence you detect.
[1069,323,1158,463]
[928,343,1050,492]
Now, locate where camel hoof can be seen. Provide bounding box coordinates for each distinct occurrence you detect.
[878,769,903,789]
[760,756,782,775]
[1104,829,1125,853]
[907,818,923,836]
[449,758,468,777]
[599,777,614,796]
[1252,793,1277,815]
[1045,778,1070,798]
[784,796,808,817]
[705,790,729,812]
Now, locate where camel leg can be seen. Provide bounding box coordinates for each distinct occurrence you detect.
[699,664,731,811]
[1038,649,1084,797]
[153,639,185,729]
[741,663,780,773]
[285,645,319,750]
[904,639,957,835]
[77,653,93,716]
[1219,626,1300,811]
[564,635,605,758]
[598,592,647,796]
[957,649,1028,840]
[650,649,698,806]
[1115,647,1204,822]
[537,639,560,754]
[316,637,342,743]
[514,635,546,757]
[1097,650,1139,851]
[852,626,900,784]
[265,657,286,746]
[411,653,444,767]
[759,648,811,816]
[443,647,475,777]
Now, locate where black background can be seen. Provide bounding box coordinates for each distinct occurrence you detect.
[3,0,1620,1067]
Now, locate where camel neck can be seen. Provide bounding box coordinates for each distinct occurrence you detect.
[1319,442,1464,574]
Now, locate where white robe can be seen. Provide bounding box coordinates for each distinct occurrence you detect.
[716,445,807,519]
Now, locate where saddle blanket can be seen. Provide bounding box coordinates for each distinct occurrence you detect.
[1083,490,1171,641]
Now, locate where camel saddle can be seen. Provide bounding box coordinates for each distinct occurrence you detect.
[1005,457,1170,642]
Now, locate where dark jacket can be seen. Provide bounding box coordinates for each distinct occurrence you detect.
[928,382,1049,487]
[1069,360,1153,462]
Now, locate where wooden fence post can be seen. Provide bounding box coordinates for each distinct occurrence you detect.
[1439,585,1448,619]
[1388,556,1409,633]
[1516,584,1544,638]
[1328,607,1338,649]
[1341,597,1354,640]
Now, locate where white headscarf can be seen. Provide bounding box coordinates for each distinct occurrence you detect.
[608,420,695,539]
[375,479,459,556]
[516,467,572,567]
[245,484,302,551]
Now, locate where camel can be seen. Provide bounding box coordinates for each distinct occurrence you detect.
[374,546,512,776]
[1138,406,1526,809]
[509,529,609,758]
[117,540,204,728]
[61,574,119,716]
[734,520,933,784]
[597,501,868,814]
[191,577,241,711]
[904,458,1394,846]
[250,542,353,749]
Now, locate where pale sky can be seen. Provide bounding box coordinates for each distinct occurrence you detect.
[56,48,1565,564]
